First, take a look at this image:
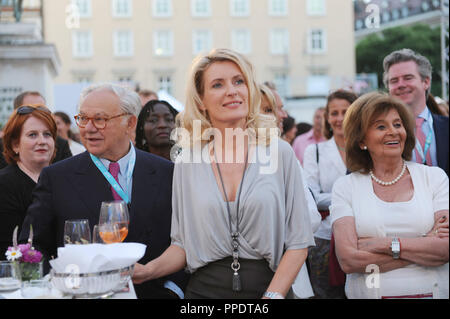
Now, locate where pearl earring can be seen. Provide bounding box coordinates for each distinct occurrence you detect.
[363,146,367,150]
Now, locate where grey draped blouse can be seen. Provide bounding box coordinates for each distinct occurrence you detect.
[170,139,315,273]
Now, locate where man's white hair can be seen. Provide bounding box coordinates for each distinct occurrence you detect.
[79,83,141,117]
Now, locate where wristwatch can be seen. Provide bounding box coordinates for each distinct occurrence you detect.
[263,291,284,299]
[391,237,400,259]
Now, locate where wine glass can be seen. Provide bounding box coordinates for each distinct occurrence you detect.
[98,201,129,242]
[64,219,92,245]
[92,224,121,244]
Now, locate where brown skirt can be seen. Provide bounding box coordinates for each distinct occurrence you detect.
[185,257,274,299]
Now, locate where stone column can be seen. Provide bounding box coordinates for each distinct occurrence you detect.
[0,22,60,127]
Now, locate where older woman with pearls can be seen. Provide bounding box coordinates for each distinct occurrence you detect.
[331,92,448,299]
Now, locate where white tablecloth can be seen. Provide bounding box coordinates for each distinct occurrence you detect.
[0,280,137,299]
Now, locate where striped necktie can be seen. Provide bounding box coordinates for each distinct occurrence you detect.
[108,162,122,200]
[415,117,432,165]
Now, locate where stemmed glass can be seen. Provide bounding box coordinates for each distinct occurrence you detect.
[98,201,129,242]
[63,219,92,245]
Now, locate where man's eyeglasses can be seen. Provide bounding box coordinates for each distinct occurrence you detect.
[74,113,130,129]
[17,105,51,115]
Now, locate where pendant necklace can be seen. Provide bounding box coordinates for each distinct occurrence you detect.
[214,145,249,292]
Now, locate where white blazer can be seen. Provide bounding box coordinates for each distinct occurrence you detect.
[303,137,347,240]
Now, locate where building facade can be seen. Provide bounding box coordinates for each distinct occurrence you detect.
[40,0,355,103]
[354,0,443,42]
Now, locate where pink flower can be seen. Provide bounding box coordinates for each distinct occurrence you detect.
[6,243,42,263]
[22,248,42,263]
[17,244,31,254]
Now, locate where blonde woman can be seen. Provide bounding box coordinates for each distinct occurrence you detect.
[133,49,314,299]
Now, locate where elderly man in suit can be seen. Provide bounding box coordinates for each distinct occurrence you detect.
[383,48,449,175]
[19,83,187,299]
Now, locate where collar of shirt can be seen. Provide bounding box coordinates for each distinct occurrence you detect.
[304,129,315,141]
[418,106,433,127]
[414,106,437,166]
[99,143,133,177]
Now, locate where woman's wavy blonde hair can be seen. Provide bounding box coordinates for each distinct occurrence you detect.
[176,48,276,148]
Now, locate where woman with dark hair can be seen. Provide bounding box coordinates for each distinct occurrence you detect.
[302,89,358,298]
[0,105,57,254]
[135,100,178,161]
[53,111,86,156]
[281,116,297,145]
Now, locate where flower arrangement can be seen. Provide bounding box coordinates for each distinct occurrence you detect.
[5,225,43,281]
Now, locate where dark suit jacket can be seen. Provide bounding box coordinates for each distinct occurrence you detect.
[19,149,188,298]
[432,113,449,176]
[0,136,72,170]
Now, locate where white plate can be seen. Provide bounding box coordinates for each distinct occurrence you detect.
[0,278,21,291]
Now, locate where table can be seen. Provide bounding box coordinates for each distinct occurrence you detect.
[0,280,137,299]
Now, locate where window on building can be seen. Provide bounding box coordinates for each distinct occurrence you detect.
[230,0,250,17]
[306,0,326,16]
[401,7,409,17]
[153,0,172,17]
[268,0,288,16]
[153,30,174,56]
[72,30,93,58]
[270,28,289,55]
[308,29,326,54]
[157,75,173,95]
[117,75,133,84]
[74,75,92,83]
[113,30,134,57]
[307,74,330,96]
[231,29,251,54]
[273,72,290,98]
[0,87,21,128]
[356,19,364,30]
[192,30,212,55]
[191,0,211,17]
[112,0,132,18]
[421,1,430,11]
[72,0,92,18]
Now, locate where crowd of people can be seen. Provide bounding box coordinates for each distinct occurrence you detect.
[0,47,448,299]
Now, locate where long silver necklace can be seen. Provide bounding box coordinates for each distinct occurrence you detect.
[369,160,407,186]
[214,147,249,292]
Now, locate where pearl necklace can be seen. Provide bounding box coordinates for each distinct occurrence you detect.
[370,161,407,186]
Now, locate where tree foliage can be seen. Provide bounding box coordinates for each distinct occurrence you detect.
[356,24,445,97]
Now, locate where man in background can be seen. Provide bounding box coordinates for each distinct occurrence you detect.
[292,107,326,166]
[138,89,158,107]
[383,48,448,175]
